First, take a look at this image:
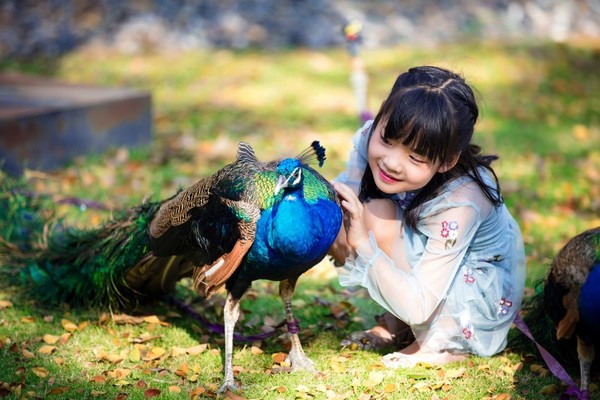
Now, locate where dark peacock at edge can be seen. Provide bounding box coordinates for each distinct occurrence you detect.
[0,140,343,393]
[511,227,600,396]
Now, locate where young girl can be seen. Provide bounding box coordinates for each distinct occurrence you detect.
[329,65,526,367]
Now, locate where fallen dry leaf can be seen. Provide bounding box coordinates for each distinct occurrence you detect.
[143,347,166,361]
[43,334,60,345]
[144,388,161,398]
[186,344,207,355]
[0,300,13,309]
[272,352,287,364]
[61,319,78,332]
[48,387,68,395]
[128,347,141,362]
[363,371,384,388]
[445,367,466,379]
[22,348,35,359]
[38,345,57,355]
[31,367,49,378]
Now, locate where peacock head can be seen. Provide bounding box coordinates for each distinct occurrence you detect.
[273,141,327,195]
[274,159,303,195]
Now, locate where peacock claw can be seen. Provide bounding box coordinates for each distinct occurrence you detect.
[217,380,240,394]
[288,352,316,372]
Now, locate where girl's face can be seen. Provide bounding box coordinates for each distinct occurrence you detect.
[367,123,455,194]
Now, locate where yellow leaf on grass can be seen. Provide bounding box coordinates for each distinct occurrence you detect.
[61,319,78,332]
[384,383,398,393]
[0,300,13,309]
[144,347,166,360]
[364,371,384,388]
[186,344,207,355]
[38,345,57,355]
[43,334,60,345]
[168,386,181,393]
[411,381,431,392]
[172,346,187,357]
[129,347,141,362]
[331,361,346,373]
[22,348,35,358]
[31,367,49,378]
[107,368,131,379]
[59,333,71,345]
[251,346,264,355]
[143,316,162,325]
[175,364,189,377]
[21,316,35,323]
[445,367,466,379]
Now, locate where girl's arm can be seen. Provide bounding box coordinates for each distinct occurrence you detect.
[329,121,373,264]
[339,188,488,325]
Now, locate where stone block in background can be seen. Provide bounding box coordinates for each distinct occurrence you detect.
[0,73,152,176]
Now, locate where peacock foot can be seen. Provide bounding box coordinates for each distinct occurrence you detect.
[217,379,240,394]
[287,351,316,372]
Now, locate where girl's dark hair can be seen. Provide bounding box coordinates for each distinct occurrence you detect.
[359,65,502,229]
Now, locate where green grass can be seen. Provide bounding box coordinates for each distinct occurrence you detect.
[1,39,599,399]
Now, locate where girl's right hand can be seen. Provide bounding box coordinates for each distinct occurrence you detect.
[332,182,372,256]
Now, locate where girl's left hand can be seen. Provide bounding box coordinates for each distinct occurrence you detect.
[332,182,371,255]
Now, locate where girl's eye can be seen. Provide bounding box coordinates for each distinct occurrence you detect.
[379,133,391,145]
[409,154,427,164]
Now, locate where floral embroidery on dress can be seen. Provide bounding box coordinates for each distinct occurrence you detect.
[498,298,513,315]
[463,266,475,283]
[442,220,459,249]
[461,322,474,340]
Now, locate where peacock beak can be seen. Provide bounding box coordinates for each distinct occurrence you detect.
[274,175,287,195]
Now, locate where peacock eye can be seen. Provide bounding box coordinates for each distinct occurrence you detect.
[291,167,302,185]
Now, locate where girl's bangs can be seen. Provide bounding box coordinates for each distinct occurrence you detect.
[381,92,455,164]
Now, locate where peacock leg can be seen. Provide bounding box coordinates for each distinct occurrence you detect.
[279,278,315,372]
[577,337,594,394]
[218,293,241,393]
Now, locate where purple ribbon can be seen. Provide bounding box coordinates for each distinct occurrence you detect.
[286,319,300,334]
[513,314,588,399]
[169,296,287,342]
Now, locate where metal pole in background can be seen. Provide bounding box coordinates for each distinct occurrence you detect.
[342,20,372,123]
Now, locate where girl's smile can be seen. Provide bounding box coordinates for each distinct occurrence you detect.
[377,164,402,184]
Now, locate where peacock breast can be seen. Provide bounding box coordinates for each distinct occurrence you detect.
[246,191,342,280]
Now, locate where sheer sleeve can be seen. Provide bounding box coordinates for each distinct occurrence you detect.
[339,187,490,325]
[333,120,373,194]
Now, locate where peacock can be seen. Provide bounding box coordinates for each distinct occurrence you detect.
[517,227,600,397]
[0,140,343,393]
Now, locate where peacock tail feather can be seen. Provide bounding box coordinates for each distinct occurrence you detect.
[0,176,162,309]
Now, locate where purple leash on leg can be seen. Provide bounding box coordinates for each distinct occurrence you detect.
[513,314,589,400]
[169,295,287,342]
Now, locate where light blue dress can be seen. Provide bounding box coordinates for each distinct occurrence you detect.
[335,121,526,359]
